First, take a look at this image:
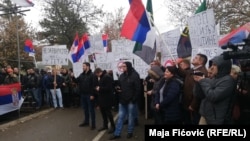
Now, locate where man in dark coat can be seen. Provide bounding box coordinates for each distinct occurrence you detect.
[109,61,141,140]
[94,68,115,133]
[74,62,96,130]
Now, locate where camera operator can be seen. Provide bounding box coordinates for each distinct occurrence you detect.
[236,70,250,124]
[193,55,235,125]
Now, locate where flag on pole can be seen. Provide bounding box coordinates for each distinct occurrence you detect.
[24,39,35,57]
[102,34,108,52]
[73,34,86,62]
[82,33,91,61]
[176,0,207,58]
[69,33,79,63]
[11,0,34,7]
[120,0,156,64]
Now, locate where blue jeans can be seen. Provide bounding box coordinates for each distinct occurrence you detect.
[31,88,42,108]
[114,102,136,136]
[81,95,96,127]
[44,88,52,106]
[50,88,63,108]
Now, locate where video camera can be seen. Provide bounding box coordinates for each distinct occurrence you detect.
[221,39,250,72]
[221,39,250,60]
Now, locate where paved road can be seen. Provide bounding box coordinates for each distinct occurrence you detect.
[0,107,152,141]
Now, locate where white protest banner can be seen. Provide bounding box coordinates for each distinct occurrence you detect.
[111,39,151,79]
[89,34,104,53]
[42,45,68,65]
[188,9,219,49]
[72,62,83,78]
[133,55,150,79]
[112,39,134,60]
[159,28,180,65]
[95,53,114,70]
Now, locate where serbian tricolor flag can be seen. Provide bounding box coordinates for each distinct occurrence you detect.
[0,83,24,115]
[24,39,35,57]
[82,33,92,60]
[11,0,34,7]
[69,33,79,63]
[73,34,86,62]
[120,0,157,64]
[121,0,150,44]
[102,34,108,52]
[219,22,250,47]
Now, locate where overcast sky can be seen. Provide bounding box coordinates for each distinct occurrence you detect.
[23,0,176,34]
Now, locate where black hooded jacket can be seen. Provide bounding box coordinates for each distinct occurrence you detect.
[118,62,141,104]
[194,55,235,124]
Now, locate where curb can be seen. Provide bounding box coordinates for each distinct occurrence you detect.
[0,108,55,132]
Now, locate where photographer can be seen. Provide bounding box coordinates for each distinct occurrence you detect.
[193,55,235,125]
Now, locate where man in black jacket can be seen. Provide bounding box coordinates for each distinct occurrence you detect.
[75,62,96,130]
[109,61,141,140]
[94,68,115,133]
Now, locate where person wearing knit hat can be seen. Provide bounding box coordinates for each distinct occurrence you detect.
[3,68,19,84]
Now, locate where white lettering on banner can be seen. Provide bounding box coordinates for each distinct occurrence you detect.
[188,9,219,49]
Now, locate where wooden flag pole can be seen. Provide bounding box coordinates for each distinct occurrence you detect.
[53,67,57,95]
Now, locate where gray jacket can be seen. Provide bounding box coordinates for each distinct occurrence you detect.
[194,55,235,124]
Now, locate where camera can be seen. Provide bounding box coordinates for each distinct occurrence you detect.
[221,39,250,60]
[191,71,204,76]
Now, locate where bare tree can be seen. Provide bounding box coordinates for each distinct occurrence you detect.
[165,0,250,34]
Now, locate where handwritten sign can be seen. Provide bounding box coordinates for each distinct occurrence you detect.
[159,28,180,65]
[89,34,104,53]
[42,45,68,65]
[95,53,114,70]
[188,9,219,49]
[112,39,134,60]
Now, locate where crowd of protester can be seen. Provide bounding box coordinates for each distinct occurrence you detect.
[0,53,250,140]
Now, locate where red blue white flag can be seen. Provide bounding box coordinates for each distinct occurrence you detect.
[102,34,108,52]
[121,0,151,44]
[219,22,250,47]
[69,33,79,63]
[0,83,24,115]
[24,39,35,57]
